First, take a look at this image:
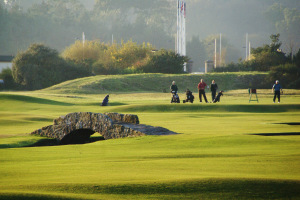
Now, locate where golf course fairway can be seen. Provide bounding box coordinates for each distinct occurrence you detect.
[0,83,299,199]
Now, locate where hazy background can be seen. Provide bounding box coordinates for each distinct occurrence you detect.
[1,0,299,71]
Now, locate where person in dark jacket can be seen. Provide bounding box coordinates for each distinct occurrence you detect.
[272,80,283,103]
[210,80,218,102]
[170,81,178,93]
[101,94,109,106]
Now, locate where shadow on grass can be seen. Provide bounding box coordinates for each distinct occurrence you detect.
[250,122,300,136]
[0,136,105,149]
[25,117,53,122]
[8,178,300,200]
[274,122,300,125]
[82,102,127,106]
[251,132,300,136]
[114,104,300,113]
[0,193,84,200]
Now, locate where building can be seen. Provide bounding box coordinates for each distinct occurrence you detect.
[0,55,14,72]
[205,60,214,73]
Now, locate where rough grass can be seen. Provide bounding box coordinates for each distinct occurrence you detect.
[0,74,300,199]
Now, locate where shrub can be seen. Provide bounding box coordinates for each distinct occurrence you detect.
[121,66,144,74]
[213,62,254,72]
[65,40,187,75]
[294,48,300,67]
[62,40,107,63]
[268,63,300,89]
[92,61,120,75]
[0,68,19,90]
[142,49,187,74]
[12,44,91,90]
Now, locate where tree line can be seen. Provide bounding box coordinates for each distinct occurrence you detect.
[0,34,299,90]
[1,0,299,71]
[0,0,175,55]
[213,34,300,89]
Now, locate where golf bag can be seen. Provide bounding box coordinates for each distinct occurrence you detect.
[101,95,109,106]
[183,89,194,103]
[213,91,223,103]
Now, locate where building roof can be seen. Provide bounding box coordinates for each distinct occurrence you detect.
[0,55,14,62]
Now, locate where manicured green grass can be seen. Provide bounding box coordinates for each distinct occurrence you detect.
[0,82,300,199]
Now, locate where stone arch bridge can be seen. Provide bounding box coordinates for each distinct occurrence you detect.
[30,112,177,144]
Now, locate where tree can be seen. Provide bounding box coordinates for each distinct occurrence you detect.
[111,40,152,69]
[12,44,90,90]
[268,63,300,89]
[294,48,300,67]
[91,40,153,75]
[270,33,282,52]
[0,68,18,90]
[142,49,187,74]
[62,40,108,62]
[265,3,300,56]
[251,34,287,71]
[28,0,87,25]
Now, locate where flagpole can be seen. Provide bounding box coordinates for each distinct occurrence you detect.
[176,0,179,54]
[183,1,186,71]
[82,32,85,46]
[178,1,182,55]
[214,38,217,68]
[219,33,222,66]
[183,2,186,56]
[246,33,248,60]
[176,0,187,72]
[249,41,251,60]
[82,32,85,60]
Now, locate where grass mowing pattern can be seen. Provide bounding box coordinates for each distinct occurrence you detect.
[0,94,73,106]
[0,85,300,199]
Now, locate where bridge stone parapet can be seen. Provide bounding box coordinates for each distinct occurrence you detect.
[30,112,176,144]
[104,112,139,124]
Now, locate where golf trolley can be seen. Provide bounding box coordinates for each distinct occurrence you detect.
[171,91,180,103]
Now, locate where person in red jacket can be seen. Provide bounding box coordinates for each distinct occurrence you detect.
[197,79,208,103]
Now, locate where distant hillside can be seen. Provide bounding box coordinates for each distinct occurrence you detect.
[39,72,270,94]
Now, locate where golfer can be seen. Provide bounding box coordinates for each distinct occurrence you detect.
[210,80,218,101]
[197,79,208,103]
[170,81,178,93]
[272,80,282,103]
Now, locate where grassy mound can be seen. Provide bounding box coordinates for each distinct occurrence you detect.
[40,72,268,94]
